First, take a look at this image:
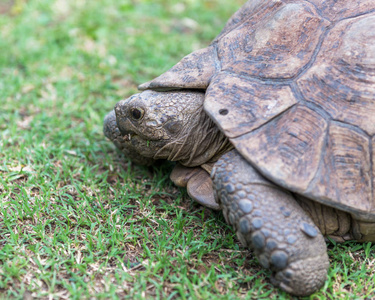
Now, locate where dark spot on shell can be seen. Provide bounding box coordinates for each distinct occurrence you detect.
[219,109,229,115]
[238,199,253,213]
[252,232,265,249]
[271,250,288,270]
[301,222,318,238]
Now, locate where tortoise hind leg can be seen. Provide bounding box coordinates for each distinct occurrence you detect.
[212,150,329,296]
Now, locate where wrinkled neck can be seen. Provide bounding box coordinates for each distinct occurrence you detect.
[153,110,233,167]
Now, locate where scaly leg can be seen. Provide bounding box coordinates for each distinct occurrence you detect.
[212,150,329,296]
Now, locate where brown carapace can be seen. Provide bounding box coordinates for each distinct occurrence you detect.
[140,0,375,222]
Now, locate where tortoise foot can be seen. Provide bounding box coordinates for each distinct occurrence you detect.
[212,150,329,296]
[270,256,329,296]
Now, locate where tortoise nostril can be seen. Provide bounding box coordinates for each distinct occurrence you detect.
[114,102,123,116]
[219,109,229,116]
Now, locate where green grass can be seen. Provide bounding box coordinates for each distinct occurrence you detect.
[0,0,375,299]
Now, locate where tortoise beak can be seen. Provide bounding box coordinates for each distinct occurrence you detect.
[103,110,118,141]
[103,108,155,166]
[103,109,130,149]
[114,99,133,136]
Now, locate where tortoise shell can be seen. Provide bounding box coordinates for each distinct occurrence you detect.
[139,0,375,220]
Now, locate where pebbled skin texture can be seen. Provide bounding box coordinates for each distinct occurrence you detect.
[104,90,232,168]
[103,110,156,166]
[212,150,329,296]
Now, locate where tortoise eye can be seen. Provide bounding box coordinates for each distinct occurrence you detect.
[130,107,144,120]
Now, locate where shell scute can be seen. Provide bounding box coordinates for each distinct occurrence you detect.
[232,105,328,193]
[204,73,297,138]
[307,0,375,22]
[218,2,329,79]
[297,14,375,135]
[307,122,373,219]
[138,46,217,91]
[213,0,279,42]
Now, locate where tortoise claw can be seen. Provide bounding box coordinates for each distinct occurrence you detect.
[170,164,220,210]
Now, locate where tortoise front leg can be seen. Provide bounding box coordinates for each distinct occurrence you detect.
[212,150,329,296]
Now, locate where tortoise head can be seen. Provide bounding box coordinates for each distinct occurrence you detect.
[104,90,231,167]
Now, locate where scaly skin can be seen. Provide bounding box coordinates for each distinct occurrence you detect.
[212,150,329,296]
[104,90,329,295]
[104,90,232,167]
[104,110,156,166]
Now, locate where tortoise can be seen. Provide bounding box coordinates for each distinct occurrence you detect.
[104,0,375,296]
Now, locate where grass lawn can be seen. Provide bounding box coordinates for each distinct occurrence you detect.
[1,0,375,299]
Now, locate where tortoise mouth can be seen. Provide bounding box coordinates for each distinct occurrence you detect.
[103,109,156,165]
[103,110,139,143]
[121,132,137,142]
[116,126,133,139]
